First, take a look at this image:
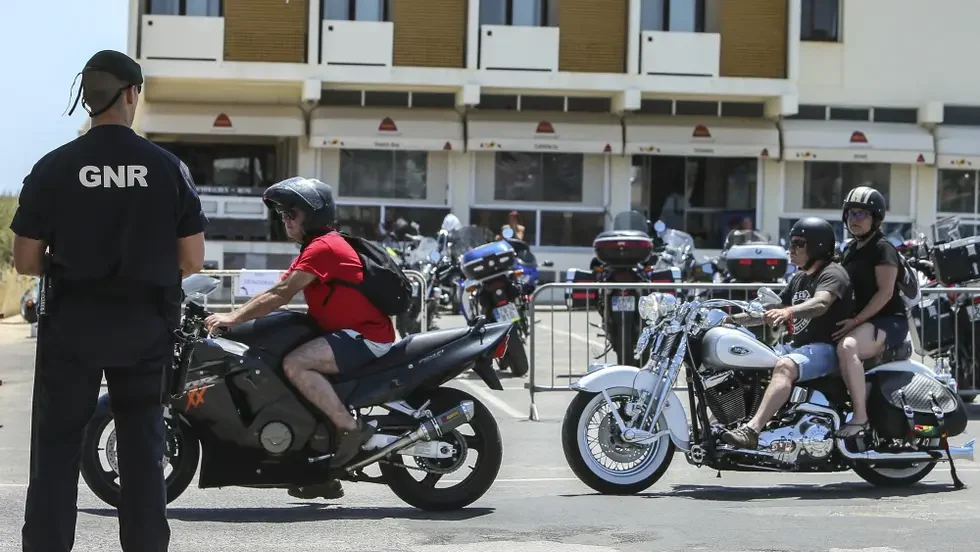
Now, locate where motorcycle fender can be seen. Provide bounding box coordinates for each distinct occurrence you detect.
[570,366,690,451]
[865,359,937,378]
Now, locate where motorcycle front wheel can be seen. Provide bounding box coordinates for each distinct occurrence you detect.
[561,387,674,495]
[80,408,199,507]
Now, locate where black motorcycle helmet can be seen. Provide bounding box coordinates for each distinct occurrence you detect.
[842,185,886,238]
[790,217,837,269]
[262,177,336,237]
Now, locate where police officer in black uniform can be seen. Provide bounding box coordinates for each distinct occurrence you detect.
[12,50,207,552]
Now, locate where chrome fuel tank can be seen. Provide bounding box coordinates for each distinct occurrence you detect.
[701,326,779,370]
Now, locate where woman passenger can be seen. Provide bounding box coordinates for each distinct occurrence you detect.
[833,186,910,438]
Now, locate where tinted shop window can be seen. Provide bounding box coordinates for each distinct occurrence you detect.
[339,149,428,200]
[937,169,978,214]
[801,0,840,42]
[336,205,381,239]
[384,206,451,237]
[493,152,584,203]
[154,143,275,195]
[539,211,605,247]
[470,209,537,245]
[803,162,891,210]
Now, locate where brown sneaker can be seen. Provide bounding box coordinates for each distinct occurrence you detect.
[721,425,760,449]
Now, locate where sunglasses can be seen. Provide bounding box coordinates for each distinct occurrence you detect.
[846,209,870,220]
[789,239,807,250]
[276,207,298,221]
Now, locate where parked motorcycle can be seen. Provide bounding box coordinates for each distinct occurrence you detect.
[702,229,789,346]
[80,274,512,511]
[397,235,443,336]
[454,225,531,377]
[590,210,681,366]
[20,278,39,324]
[561,288,975,495]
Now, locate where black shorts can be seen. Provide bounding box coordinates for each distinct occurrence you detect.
[323,330,391,375]
[869,314,909,347]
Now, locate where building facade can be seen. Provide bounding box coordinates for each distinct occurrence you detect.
[121,0,980,279]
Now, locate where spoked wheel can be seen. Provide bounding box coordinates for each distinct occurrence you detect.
[381,387,502,511]
[852,460,938,487]
[80,409,199,507]
[562,387,674,495]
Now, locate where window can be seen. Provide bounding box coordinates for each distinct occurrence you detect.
[152,143,275,194]
[801,0,840,42]
[479,0,558,27]
[803,162,890,210]
[494,152,583,203]
[323,0,392,21]
[779,219,912,245]
[640,0,705,33]
[147,0,221,16]
[634,156,758,249]
[938,169,978,214]
[339,149,428,200]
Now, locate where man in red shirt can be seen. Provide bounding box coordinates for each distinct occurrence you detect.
[204,177,395,500]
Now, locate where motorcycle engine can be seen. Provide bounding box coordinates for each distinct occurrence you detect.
[259,422,294,454]
[702,370,764,426]
[757,413,835,465]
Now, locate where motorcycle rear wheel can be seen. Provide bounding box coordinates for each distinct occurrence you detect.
[80,408,199,508]
[851,460,937,487]
[381,387,502,511]
[503,327,529,377]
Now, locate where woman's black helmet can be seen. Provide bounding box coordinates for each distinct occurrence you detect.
[262,177,336,235]
[790,217,837,267]
[842,186,886,232]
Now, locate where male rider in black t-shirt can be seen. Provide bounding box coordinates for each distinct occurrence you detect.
[723,217,853,449]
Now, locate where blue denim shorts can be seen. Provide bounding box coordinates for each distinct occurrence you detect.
[774,342,839,382]
[868,315,910,348]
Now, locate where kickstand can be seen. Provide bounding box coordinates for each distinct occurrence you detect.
[942,436,966,489]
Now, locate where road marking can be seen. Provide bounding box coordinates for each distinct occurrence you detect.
[454,379,526,420]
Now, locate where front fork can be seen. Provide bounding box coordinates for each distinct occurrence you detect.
[609,334,688,444]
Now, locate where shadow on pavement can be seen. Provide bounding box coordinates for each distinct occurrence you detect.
[561,481,962,502]
[79,505,494,523]
[966,403,980,420]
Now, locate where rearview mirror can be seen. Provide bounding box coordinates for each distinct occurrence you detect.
[653,220,667,233]
[501,227,515,239]
[757,287,782,307]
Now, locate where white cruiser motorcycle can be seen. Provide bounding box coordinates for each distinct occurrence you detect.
[561,289,976,495]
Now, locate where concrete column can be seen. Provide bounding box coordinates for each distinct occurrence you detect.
[308,0,322,65]
[296,138,317,178]
[467,0,480,69]
[786,0,801,82]
[449,151,473,225]
[128,0,140,59]
[627,0,641,75]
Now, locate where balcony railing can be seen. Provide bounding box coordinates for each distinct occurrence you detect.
[321,20,394,67]
[479,25,559,72]
[141,15,224,61]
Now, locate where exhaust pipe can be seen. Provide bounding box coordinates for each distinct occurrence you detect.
[836,438,975,463]
[345,400,475,473]
[797,403,976,464]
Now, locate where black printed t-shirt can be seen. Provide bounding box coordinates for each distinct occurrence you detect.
[778,262,854,347]
[841,232,906,318]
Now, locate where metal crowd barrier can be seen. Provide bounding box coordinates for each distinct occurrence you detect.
[525,282,980,421]
[195,269,429,333]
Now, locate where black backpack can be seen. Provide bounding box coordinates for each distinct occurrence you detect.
[329,232,413,317]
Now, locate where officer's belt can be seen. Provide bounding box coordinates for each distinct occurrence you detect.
[56,278,165,302]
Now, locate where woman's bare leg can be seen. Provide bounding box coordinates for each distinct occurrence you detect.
[836,322,886,437]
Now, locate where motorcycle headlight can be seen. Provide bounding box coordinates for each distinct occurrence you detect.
[639,293,677,324]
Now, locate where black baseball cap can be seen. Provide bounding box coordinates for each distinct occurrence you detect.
[66,50,144,117]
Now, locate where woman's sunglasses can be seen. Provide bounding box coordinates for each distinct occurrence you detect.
[846,209,870,221]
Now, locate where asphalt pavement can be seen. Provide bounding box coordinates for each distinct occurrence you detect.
[0,312,979,552]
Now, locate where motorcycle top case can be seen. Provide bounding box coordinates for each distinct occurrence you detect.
[931,235,980,286]
[593,230,653,267]
[461,240,517,281]
[724,244,788,282]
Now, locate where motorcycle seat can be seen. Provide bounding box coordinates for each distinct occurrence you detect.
[863,339,914,371]
[332,325,473,382]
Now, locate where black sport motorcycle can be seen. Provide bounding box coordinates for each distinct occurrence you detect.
[80,274,513,511]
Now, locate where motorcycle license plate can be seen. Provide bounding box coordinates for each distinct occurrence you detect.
[612,295,636,312]
[493,303,520,322]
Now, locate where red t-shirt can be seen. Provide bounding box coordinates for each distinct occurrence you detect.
[284,233,395,343]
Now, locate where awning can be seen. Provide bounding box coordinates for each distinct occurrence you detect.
[138,103,305,137]
[310,108,464,151]
[466,112,623,155]
[780,120,935,164]
[935,125,980,169]
[625,116,780,159]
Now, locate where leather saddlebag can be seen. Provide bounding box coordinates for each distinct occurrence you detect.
[867,371,968,440]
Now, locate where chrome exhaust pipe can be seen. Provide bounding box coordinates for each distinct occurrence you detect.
[837,438,975,463]
[345,400,475,473]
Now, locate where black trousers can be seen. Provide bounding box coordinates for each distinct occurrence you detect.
[23,296,173,552]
